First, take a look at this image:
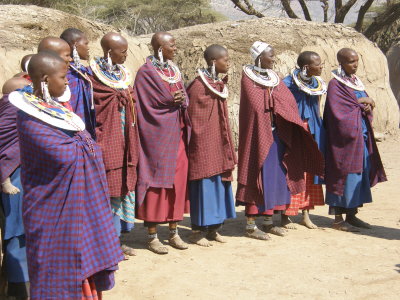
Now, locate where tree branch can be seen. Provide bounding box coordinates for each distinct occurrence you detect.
[364,2,400,38]
[298,0,312,20]
[355,0,375,31]
[320,0,329,22]
[281,0,300,18]
[230,0,265,18]
[335,0,358,23]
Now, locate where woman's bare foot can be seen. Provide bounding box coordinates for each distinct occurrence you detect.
[281,215,297,230]
[206,230,227,243]
[189,231,213,247]
[1,177,20,194]
[169,234,189,250]
[148,238,169,254]
[245,228,271,240]
[121,244,136,257]
[263,224,287,236]
[346,216,372,229]
[301,210,318,229]
[332,221,360,232]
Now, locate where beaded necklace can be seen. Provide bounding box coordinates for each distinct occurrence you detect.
[291,68,327,96]
[90,57,132,90]
[197,68,228,99]
[331,69,365,91]
[150,56,182,85]
[243,65,280,87]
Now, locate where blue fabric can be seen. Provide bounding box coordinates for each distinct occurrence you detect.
[325,90,372,209]
[283,73,325,184]
[189,174,236,227]
[1,167,29,283]
[257,130,291,212]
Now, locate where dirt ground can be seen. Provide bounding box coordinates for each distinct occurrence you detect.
[105,136,400,300]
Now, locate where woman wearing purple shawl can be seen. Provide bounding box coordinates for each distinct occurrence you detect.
[9,52,123,299]
[324,48,386,232]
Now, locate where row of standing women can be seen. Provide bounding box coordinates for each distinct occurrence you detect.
[0,29,386,299]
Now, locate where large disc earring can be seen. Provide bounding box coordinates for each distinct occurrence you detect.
[73,44,81,69]
[158,47,164,64]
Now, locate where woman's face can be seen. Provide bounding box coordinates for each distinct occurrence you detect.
[341,52,359,76]
[213,51,230,74]
[75,36,90,61]
[259,48,275,70]
[161,38,177,61]
[110,42,128,65]
[306,55,323,77]
[46,63,69,98]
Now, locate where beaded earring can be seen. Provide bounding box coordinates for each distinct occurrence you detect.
[72,44,82,69]
[302,66,308,77]
[211,61,216,81]
[338,64,345,77]
[158,47,164,64]
[41,81,52,103]
[106,50,113,73]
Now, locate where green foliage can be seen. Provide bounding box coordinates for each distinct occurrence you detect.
[0,0,225,35]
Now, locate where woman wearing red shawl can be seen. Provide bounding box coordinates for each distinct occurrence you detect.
[282,51,327,229]
[0,77,31,300]
[324,48,386,232]
[186,45,237,247]
[88,32,138,258]
[135,32,191,254]
[9,52,123,299]
[236,41,324,240]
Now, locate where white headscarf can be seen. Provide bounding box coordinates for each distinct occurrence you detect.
[250,41,271,62]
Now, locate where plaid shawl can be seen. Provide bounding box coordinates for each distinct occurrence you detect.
[236,72,324,205]
[323,78,387,195]
[187,76,237,180]
[0,95,20,182]
[17,111,123,299]
[68,63,96,139]
[134,58,191,205]
[88,72,138,197]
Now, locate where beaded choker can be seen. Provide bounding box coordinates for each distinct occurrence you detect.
[292,69,327,96]
[9,91,85,131]
[150,56,182,84]
[90,57,132,89]
[243,65,280,87]
[197,68,228,99]
[331,69,365,91]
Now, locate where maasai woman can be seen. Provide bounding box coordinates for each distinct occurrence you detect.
[236,41,324,240]
[89,32,138,258]
[324,48,387,231]
[9,52,123,299]
[282,51,326,229]
[135,32,191,254]
[187,45,237,247]
[61,28,96,139]
[0,76,31,300]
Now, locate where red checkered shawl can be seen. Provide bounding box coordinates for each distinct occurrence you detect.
[134,58,191,206]
[89,74,138,197]
[187,76,237,181]
[0,95,20,182]
[323,78,387,195]
[236,72,324,205]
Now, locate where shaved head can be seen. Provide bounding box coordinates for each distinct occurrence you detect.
[204,44,228,66]
[60,28,85,47]
[28,52,66,83]
[2,77,30,95]
[337,48,357,64]
[20,54,34,72]
[38,37,70,55]
[100,32,127,53]
[151,31,174,52]
[297,51,320,69]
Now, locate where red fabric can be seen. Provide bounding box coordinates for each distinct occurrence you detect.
[82,277,102,300]
[245,203,289,215]
[236,72,324,206]
[60,101,73,112]
[136,129,189,222]
[89,74,138,197]
[285,171,324,216]
[187,76,237,181]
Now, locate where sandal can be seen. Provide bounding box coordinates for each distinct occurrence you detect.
[262,224,287,237]
[148,238,169,254]
[245,228,271,240]
[121,244,136,256]
[169,234,189,250]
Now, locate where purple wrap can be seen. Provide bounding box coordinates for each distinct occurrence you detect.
[0,95,20,182]
[134,58,191,206]
[17,111,124,299]
[323,78,387,195]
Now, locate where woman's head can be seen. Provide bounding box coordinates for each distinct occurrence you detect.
[151,32,177,62]
[60,28,90,61]
[297,51,323,77]
[101,32,129,65]
[250,41,275,69]
[204,44,229,74]
[28,52,69,98]
[337,48,359,76]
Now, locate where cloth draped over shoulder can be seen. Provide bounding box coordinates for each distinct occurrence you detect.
[236,72,324,205]
[323,78,386,196]
[134,57,191,206]
[186,76,237,181]
[17,111,123,299]
[68,63,96,139]
[88,69,138,198]
[0,94,20,182]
